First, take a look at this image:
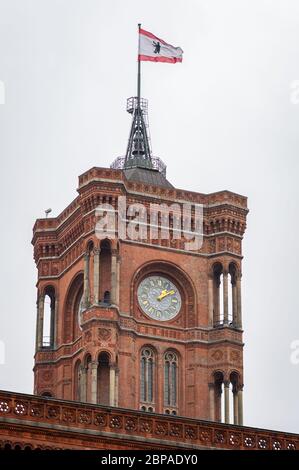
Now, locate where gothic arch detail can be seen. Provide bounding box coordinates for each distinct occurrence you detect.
[63,272,84,343]
[140,346,156,409]
[163,350,178,414]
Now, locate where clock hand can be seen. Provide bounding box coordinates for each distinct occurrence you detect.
[157,289,167,301]
[157,289,175,301]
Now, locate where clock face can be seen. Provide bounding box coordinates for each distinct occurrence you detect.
[137,275,182,321]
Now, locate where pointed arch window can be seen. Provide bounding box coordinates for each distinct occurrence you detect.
[164,351,178,407]
[140,347,154,404]
[41,286,56,349]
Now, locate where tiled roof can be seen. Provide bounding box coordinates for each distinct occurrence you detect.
[123,167,174,189]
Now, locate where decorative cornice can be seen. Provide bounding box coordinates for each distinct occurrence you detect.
[0,391,297,451]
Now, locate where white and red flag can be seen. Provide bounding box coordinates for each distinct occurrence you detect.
[138,28,183,63]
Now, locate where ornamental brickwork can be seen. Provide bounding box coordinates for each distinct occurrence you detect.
[0,391,298,450]
[32,166,248,425]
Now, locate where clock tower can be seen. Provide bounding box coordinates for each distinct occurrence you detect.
[32,96,248,425]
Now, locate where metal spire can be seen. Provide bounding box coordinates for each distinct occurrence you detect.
[124,23,153,171]
[124,98,153,170]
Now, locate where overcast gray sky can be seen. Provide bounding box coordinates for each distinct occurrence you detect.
[0,0,298,433]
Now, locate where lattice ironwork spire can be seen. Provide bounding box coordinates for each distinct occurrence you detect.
[124,97,153,170]
[110,95,167,176]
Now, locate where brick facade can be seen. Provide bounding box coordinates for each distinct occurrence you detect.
[1,165,298,450]
[32,166,248,424]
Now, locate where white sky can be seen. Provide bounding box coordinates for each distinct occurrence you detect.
[0,0,298,433]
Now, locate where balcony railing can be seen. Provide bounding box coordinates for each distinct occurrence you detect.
[110,156,167,178]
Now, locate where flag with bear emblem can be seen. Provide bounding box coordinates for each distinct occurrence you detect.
[138,28,183,63]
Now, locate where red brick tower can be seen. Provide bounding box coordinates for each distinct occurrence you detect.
[32,96,248,425]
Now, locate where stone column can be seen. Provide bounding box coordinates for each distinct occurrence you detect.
[157,357,164,413]
[208,278,214,327]
[79,365,87,402]
[114,367,119,407]
[237,277,242,329]
[37,295,44,350]
[111,250,117,305]
[90,362,98,404]
[35,300,39,353]
[233,390,239,425]
[54,295,59,349]
[238,387,243,425]
[50,296,55,348]
[83,253,90,307]
[223,271,229,325]
[93,248,100,305]
[232,282,238,327]
[208,383,215,421]
[77,366,82,401]
[116,255,121,306]
[109,365,116,406]
[224,381,230,424]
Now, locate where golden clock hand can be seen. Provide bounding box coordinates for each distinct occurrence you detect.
[157,289,175,301]
[167,289,175,297]
[157,289,167,301]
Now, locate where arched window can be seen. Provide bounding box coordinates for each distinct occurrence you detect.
[41,286,55,348]
[99,239,112,303]
[103,290,111,304]
[213,263,223,326]
[63,272,84,343]
[74,360,81,401]
[164,351,178,408]
[42,295,52,347]
[212,262,240,328]
[229,263,238,326]
[140,347,154,404]
[97,352,110,405]
[211,370,242,425]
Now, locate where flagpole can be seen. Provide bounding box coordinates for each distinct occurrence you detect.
[137,23,141,110]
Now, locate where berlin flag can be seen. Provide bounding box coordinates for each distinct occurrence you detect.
[138,28,183,63]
